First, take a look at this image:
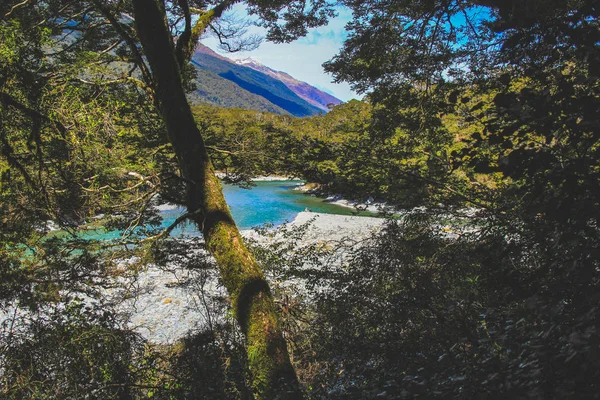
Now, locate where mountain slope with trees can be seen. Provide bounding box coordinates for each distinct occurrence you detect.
[190,44,334,116]
[188,62,290,114]
[235,58,342,112]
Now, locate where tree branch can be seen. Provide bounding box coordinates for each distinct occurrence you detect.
[3,0,30,18]
[0,91,67,137]
[72,76,149,91]
[90,0,153,87]
[175,0,193,67]
[175,0,239,66]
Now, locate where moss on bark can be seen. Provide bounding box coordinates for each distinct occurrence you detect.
[130,1,302,398]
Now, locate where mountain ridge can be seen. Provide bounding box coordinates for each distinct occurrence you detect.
[188,44,342,116]
[234,58,342,112]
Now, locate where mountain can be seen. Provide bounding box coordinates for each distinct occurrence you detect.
[234,58,342,112]
[187,44,342,117]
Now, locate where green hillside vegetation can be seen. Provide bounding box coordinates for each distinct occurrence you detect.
[194,95,499,209]
[187,64,289,114]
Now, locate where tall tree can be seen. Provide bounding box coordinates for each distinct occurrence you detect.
[126,1,301,397]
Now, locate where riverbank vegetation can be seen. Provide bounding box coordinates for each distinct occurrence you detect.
[2,0,599,398]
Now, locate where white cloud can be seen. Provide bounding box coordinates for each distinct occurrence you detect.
[200,5,361,102]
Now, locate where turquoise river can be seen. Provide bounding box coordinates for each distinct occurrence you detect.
[91,180,376,240]
[166,180,374,230]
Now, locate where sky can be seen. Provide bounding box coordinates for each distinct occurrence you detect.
[201,5,360,102]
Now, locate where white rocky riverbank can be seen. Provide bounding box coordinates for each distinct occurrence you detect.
[1,212,385,345]
[294,183,397,214]
[3,209,481,345]
[116,212,384,343]
[288,211,384,240]
[112,209,491,343]
[214,172,300,182]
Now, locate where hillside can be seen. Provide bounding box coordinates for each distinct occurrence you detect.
[188,44,341,117]
[187,65,288,114]
[235,58,342,112]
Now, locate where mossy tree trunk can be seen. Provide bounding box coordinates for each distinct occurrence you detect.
[130,1,301,398]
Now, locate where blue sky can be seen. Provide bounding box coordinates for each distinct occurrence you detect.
[201,5,360,102]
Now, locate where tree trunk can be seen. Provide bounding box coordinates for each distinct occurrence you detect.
[130,1,301,398]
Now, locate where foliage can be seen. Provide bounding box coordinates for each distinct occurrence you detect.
[189,0,600,397]
[273,0,600,397]
[244,208,597,398]
[2,0,340,398]
[0,4,173,397]
[192,104,294,182]
[193,98,469,208]
[1,301,145,399]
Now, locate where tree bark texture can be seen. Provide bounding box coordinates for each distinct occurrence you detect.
[130,1,301,398]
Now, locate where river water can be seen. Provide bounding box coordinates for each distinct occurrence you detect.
[152,180,374,236]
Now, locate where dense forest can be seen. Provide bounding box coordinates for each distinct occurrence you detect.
[1,0,599,399]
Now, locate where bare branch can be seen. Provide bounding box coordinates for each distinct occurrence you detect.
[177,0,240,64]
[100,39,123,54]
[4,0,30,18]
[81,172,156,194]
[72,76,149,91]
[205,145,238,155]
[175,0,193,67]
[208,20,262,53]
